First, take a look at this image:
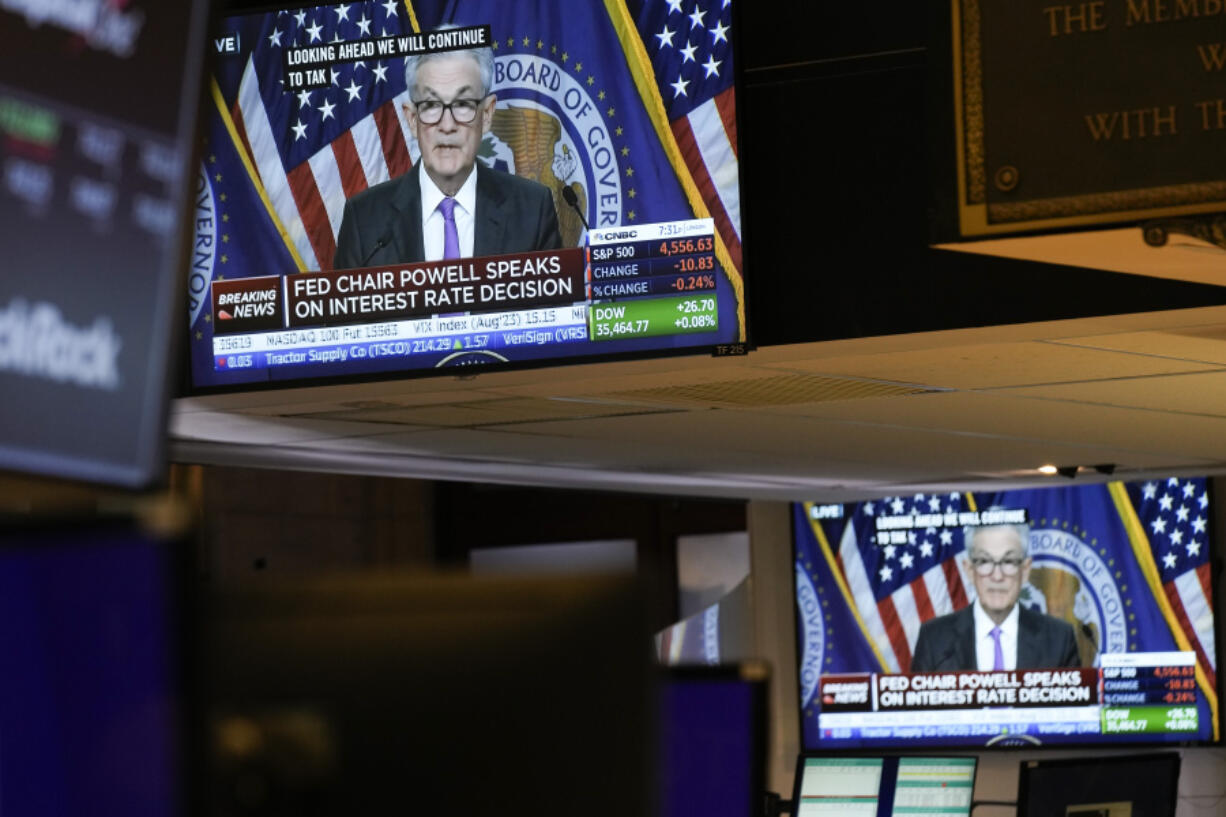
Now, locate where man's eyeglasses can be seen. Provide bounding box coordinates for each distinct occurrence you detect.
[411,94,490,125]
[969,555,1026,576]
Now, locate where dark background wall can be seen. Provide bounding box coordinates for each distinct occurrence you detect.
[734,3,1226,347]
[185,465,746,630]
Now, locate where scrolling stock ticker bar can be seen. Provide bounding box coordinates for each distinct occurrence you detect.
[208,217,719,372]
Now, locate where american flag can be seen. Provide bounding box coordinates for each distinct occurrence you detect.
[221,1,418,272]
[1131,476,1216,689]
[836,493,975,673]
[630,0,741,276]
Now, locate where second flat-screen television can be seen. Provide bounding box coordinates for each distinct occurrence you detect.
[187,0,746,390]
[794,476,1219,750]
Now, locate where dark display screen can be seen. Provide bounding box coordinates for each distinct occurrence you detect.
[0,523,183,817]
[0,1,206,486]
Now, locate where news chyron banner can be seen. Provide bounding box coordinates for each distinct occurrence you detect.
[190,0,743,387]
[0,2,208,486]
[794,477,1218,748]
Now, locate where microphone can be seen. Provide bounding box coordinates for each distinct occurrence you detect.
[361,230,393,267]
[560,185,589,231]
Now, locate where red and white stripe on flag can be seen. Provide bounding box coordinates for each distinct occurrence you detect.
[671,86,741,274]
[233,57,415,272]
[1165,562,1216,688]
[838,520,971,674]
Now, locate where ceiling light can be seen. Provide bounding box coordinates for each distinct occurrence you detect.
[1038,465,1058,475]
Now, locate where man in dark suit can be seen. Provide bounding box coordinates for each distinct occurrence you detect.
[333,40,561,269]
[910,522,1080,672]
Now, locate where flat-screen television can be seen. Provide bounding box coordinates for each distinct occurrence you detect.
[0,1,207,486]
[1017,753,1181,817]
[0,519,187,816]
[793,476,1219,749]
[656,664,768,817]
[187,0,746,390]
[791,755,977,816]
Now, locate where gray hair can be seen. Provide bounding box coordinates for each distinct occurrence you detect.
[403,26,495,101]
[964,517,1030,559]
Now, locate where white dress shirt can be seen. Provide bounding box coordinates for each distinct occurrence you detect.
[419,165,478,261]
[973,600,1020,671]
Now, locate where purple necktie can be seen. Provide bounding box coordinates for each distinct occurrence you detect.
[990,626,1005,671]
[438,196,460,260]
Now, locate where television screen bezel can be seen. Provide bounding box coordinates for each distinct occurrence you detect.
[790,477,1224,753]
[182,0,752,397]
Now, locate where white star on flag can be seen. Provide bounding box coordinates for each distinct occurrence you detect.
[268,28,283,47]
[669,75,689,97]
[666,0,684,12]
[344,79,363,101]
[297,88,312,107]
[1151,517,1167,535]
[711,19,730,44]
[680,41,697,63]
[334,3,351,22]
[381,0,398,17]
[1187,540,1201,556]
[883,545,897,560]
[317,98,336,120]
[356,14,371,35]
[1163,552,1178,569]
[879,565,893,582]
[1193,515,1207,533]
[294,9,307,26]
[656,26,675,48]
[940,530,952,545]
[891,498,905,514]
[928,496,941,511]
[688,7,705,28]
[900,552,915,570]
[1170,529,1184,545]
[371,63,388,83]
[1184,482,1196,498]
[920,542,934,557]
[291,119,307,140]
[1159,494,1174,511]
[306,20,323,41]
[1143,482,1157,500]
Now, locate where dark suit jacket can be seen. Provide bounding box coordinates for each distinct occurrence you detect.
[909,605,1080,672]
[332,163,562,269]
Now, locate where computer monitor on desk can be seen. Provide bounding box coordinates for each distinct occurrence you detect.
[792,755,977,816]
[1017,753,1180,817]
